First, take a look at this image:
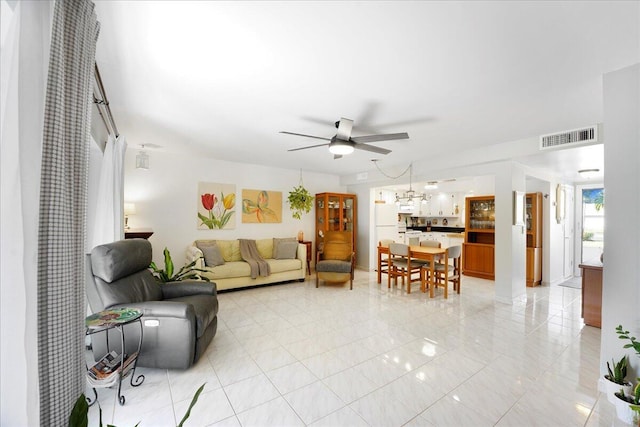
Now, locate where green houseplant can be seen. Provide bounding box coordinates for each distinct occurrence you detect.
[617,325,640,358]
[149,247,210,283]
[604,355,632,404]
[69,383,205,427]
[616,325,640,426]
[287,184,314,220]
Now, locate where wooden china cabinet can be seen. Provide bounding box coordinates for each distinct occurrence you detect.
[315,193,357,257]
[463,196,495,279]
[463,193,543,285]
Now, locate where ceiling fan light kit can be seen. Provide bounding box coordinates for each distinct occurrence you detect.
[328,139,355,155]
[282,117,409,158]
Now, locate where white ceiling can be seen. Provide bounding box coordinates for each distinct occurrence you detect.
[93,1,638,180]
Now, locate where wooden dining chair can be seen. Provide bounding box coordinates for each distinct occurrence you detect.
[388,243,423,293]
[432,245,462,298]
[378,239,395,279]
[418,240,441,285]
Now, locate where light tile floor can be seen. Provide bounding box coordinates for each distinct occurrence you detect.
[87,271,627,426]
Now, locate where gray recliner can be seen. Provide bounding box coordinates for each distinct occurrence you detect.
[86,239,218,369]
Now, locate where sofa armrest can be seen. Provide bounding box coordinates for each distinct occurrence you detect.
[297,243,306,262]
[161,281,217,299]
[186,244,204,270]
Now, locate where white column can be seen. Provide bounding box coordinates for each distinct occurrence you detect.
[601,63,640,379]
[494,162,527,303]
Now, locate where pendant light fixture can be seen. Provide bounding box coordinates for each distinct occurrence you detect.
[136,145,149,170]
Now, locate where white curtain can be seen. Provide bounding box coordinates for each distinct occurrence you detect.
[91,133,127,248]
[0,1,52,426]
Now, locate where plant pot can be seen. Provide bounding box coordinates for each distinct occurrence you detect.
[614,392,636,424]
[605,376,633,404]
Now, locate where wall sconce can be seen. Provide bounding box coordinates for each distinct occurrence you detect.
[136,145,149,169]
[124,202,136,229]
[555,184,565,224]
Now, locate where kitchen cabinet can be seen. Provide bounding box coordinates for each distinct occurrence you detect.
[526,193,543,287]
[315,192,357,257]
[463,195,495,279]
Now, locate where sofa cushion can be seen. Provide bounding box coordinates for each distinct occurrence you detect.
[256,238,273,259]
[316,260,352,273]
[196,240,225,267]
[267,258,302,274]
[215,240,242,262]
[273,237,298,259]
[204,261,252,279]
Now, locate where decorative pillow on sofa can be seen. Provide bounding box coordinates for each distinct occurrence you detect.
[273,237,298,259]
[195,241,225,267]
[256,238,273,259]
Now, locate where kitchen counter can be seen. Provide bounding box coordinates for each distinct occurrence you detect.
[579,259,603,328]
[407,226,465,233]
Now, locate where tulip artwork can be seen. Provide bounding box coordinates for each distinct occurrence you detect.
[197,182,236,229]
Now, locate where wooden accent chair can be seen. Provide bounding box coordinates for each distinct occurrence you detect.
[316,231,355,290]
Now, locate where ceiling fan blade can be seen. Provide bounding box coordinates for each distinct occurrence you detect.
[335,118,354,141]
[333,154,343,160]
[280,131,331,141]
[350,132,409,143]
[287,142,330,152]
[353,143,391,155]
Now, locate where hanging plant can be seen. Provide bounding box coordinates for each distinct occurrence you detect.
[288,170,314,219]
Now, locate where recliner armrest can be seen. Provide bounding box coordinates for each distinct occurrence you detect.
[111,301,196,319]
[160,281,217,299]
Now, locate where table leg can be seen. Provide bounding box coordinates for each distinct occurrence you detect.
[429,256,435,298]
[377,249,382,284]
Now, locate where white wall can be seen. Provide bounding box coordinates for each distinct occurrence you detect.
[601,63,640,379]
[124,150,345,267]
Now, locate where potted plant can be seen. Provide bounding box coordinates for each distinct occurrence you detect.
[149,247,210,282]
[617,325,640,358]
[287,184,314,220]
[616,325,640,426]
[614,380,639,425]
[604,355,633,403]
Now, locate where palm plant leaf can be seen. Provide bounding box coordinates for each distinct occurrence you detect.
[177,383,206,427]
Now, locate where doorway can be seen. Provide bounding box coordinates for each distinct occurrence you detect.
[574,185,604,275]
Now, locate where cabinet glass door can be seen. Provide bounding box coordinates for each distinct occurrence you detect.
[525,196,533,231]
[328,195,340,231]
[343,197,354,231]
[468,199,495,229]
[316,197,325,231]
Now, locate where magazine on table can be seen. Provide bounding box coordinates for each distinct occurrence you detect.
[87,350,138,385]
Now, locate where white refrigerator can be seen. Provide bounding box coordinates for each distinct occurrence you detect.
[374,203,399,244]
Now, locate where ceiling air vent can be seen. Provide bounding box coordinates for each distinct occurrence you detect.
[539,125,598,150]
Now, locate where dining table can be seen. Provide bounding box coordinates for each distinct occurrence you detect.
[377,244,448,298]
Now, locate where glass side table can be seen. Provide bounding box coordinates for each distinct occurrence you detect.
[85,308,145,405]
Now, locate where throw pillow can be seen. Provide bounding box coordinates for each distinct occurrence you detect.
[195,241,226,267]
[273,237,298,259]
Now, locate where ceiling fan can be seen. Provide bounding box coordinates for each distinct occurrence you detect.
[281,117,409,159]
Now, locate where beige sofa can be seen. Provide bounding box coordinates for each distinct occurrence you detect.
[186,238,306,291]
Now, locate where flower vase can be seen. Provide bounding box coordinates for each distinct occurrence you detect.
[297,230,304,242]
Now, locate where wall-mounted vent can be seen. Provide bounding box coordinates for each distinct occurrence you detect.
[540,125,598,150]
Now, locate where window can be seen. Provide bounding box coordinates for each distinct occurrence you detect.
[581,188,604,263]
